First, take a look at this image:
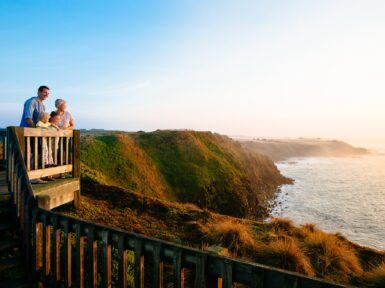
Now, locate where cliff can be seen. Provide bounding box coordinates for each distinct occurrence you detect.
[239,138,368,162]
[80,130,291,219]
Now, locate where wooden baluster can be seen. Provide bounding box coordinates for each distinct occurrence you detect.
[41,214,50,284]
[249,267,264,288]
[31,210,38,283]
[220,260,232,288]
[26,136,31,171]
[74,223,85,288]
[195,254,207,288]
[65,137,69,164]
[60,137,63,166]
[101,230,112,288]
[54,137,58,165]
[48,137,52,167]
[13,163,18,206]
[134,238,145,288]
[69,137,73,164]
[173,248,185,288]
[16,174,21,217]
[36,222,43,272]
[117,235,127,288]
[152,243,163,288]
[62,219,72,287]
[41,137,45,169]
[87,227,98,288]
[34,136,38,170]
[50,216,61,284]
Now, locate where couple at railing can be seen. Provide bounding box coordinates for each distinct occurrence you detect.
[19,86,75,183]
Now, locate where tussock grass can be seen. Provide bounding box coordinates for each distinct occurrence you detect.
[362,263,385,287]
[301,227,363,283]
[255,238,315,276]
[204,219,257,254]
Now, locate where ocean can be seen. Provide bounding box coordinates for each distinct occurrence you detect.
[271,140,385,250]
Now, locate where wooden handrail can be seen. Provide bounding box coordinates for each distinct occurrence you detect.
[6,127,36,275]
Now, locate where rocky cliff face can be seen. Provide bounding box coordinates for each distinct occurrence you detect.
[80,130,291,219]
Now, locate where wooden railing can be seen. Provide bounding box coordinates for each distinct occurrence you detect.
[17,127,80,180]
[6,127,36,275]
[5,126,348,288]
[34,208,346,288]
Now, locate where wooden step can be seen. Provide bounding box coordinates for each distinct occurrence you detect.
[0,257,21,272]
[32,178,80,210]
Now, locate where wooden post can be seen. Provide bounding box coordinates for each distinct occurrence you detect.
[72,130,80,178]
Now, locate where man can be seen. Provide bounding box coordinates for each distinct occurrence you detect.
[20,86,50,183]
[20,86,50,127]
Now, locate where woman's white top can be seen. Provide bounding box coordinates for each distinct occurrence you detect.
[58,111,74,129]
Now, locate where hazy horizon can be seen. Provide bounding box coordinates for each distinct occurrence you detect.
[1,0,385,139]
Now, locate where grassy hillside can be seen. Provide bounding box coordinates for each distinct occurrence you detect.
[80,130,291,218]
[57,182,385,287]
[240,139,368,162]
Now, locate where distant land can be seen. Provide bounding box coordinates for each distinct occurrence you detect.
[238,138,369,162]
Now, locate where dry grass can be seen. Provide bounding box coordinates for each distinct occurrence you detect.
[301,227,363,283]
[255,238,315,276]
[204,219,257,254]
[362,263,385,287]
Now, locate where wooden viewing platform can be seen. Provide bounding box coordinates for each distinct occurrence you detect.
[0,127,349,287]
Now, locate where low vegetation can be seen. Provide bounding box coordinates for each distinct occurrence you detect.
[57,182,385,287]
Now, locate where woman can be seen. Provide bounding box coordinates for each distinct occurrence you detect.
[55,99,74,130]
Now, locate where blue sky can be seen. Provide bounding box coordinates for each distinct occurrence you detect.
[1,1,385,139]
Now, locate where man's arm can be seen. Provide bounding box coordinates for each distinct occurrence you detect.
[24,99,36,127]
[26,118,35,127]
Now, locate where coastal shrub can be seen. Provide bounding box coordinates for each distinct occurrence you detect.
[302,228,363,283]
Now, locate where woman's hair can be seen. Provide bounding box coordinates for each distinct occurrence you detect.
[55,99,66,108]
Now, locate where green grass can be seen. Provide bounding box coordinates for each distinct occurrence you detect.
[80,130,291,219]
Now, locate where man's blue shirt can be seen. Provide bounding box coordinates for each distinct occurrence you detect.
[20,97,45,127]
